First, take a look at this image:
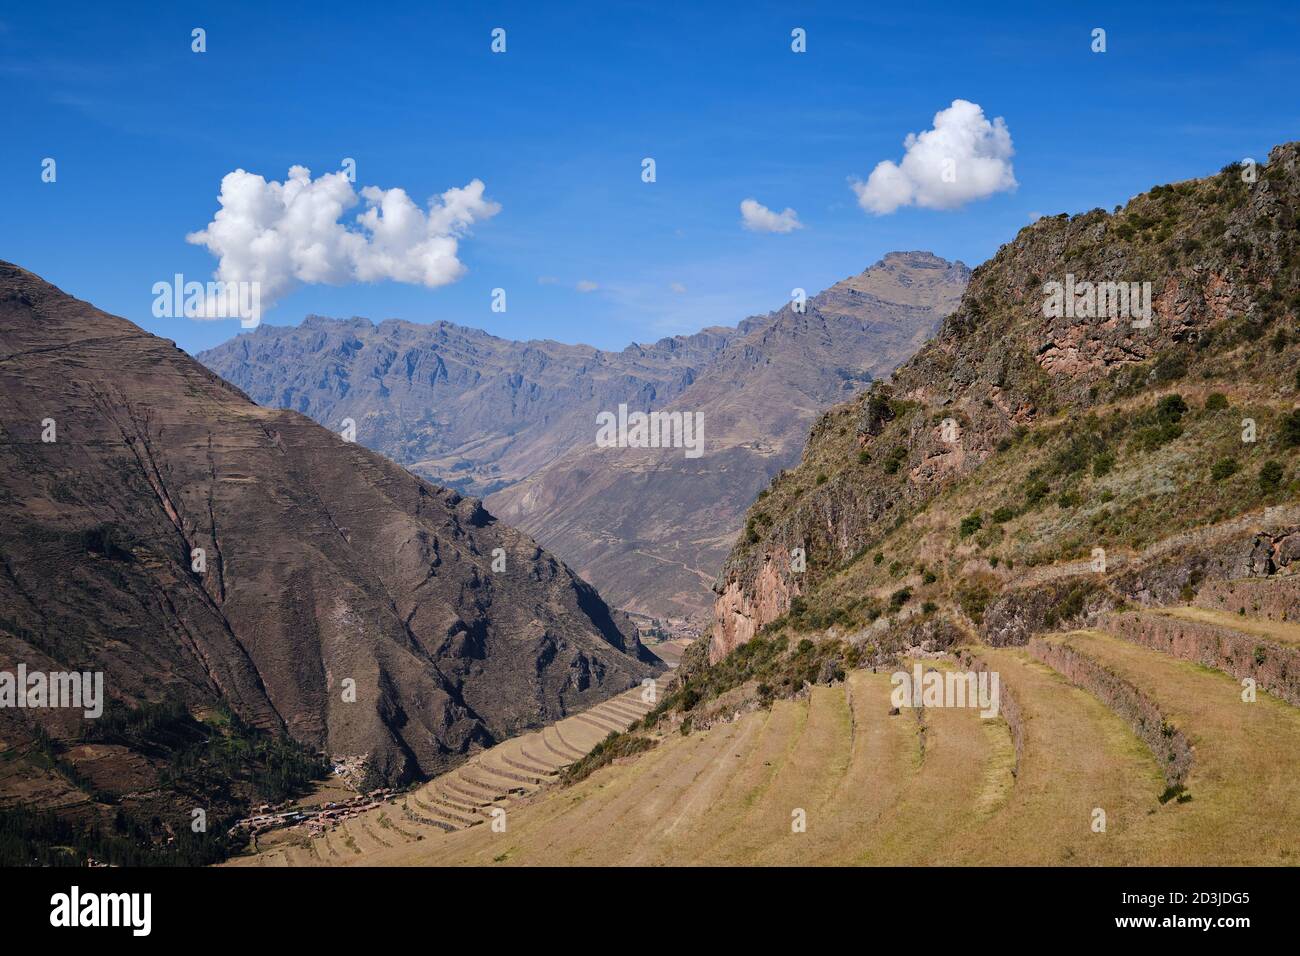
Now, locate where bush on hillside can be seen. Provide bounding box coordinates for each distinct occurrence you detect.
[1260,459,1285,491]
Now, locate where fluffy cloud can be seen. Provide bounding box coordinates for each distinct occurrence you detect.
[185,166,499,314]
[851,100,1016,215]
[740,198,803,233]
[575,279,599,292]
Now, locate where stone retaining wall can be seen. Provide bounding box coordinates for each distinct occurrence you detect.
[1028,636,1192,789]
[1103,610,1300,708]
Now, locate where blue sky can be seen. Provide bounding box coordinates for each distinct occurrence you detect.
[3,0,1298,355]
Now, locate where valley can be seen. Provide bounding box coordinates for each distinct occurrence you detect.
[228,140,1300,868]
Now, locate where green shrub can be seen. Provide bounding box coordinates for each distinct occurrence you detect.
[1024,479,1050,506]
[959,513,983,538]
[889,587,912,609]
[1282,409,1300,448]
[1210,457,1238,481]
[1092,451,1116,477]
[1157,394,1189,420]
[991,505,1016,524]
[1260,459,1285,491]
[883,445,908,475]
[1204,392,1229,411]
[956,581,993,625]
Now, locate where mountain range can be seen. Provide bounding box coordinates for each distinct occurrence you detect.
[199,252,970,619]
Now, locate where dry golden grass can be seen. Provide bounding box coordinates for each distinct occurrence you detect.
[234,620,1300,866]
[1043,629,1300,864]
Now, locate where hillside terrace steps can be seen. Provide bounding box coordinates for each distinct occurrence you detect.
[572,711,627,736]
[652,697,803,863]
[770,670,916,865]
[238,625,1300,865]
[1101,605,1300,706]
[548,724,596,759]
[698,683,860,866]
[413,791,482,824]
[1032,628,1300,863]
[471,757,548,788]
[845,660,998,865]
[370,713,701,866]
[538,728,587,763]
[399,799,459,832]
[553,719,751,866]
[1157,603,1300,646]
[950,645,1162,865]
[227,683,658,865]
[498,750,560,778]
[458,767,532,795]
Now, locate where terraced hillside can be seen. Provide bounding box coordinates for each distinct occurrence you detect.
[234,579,1300,866]
[227,681,666,866]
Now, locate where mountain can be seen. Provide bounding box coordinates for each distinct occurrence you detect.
[200,252,970,619]
[0,262,659,857]
[199,315,739,500]
[712,142,1300,662]
[488,252,969,618]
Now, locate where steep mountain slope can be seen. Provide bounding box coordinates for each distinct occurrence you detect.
[0,263,659,854]
[488,252,969,618]
[199,315,739,499]
[712,141,1300,662]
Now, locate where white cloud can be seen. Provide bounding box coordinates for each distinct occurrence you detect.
[575,279,599,292]
[739,198,803,234]
[851,99,1016,215]
[185,165,499,316]
[670,282,687,294]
